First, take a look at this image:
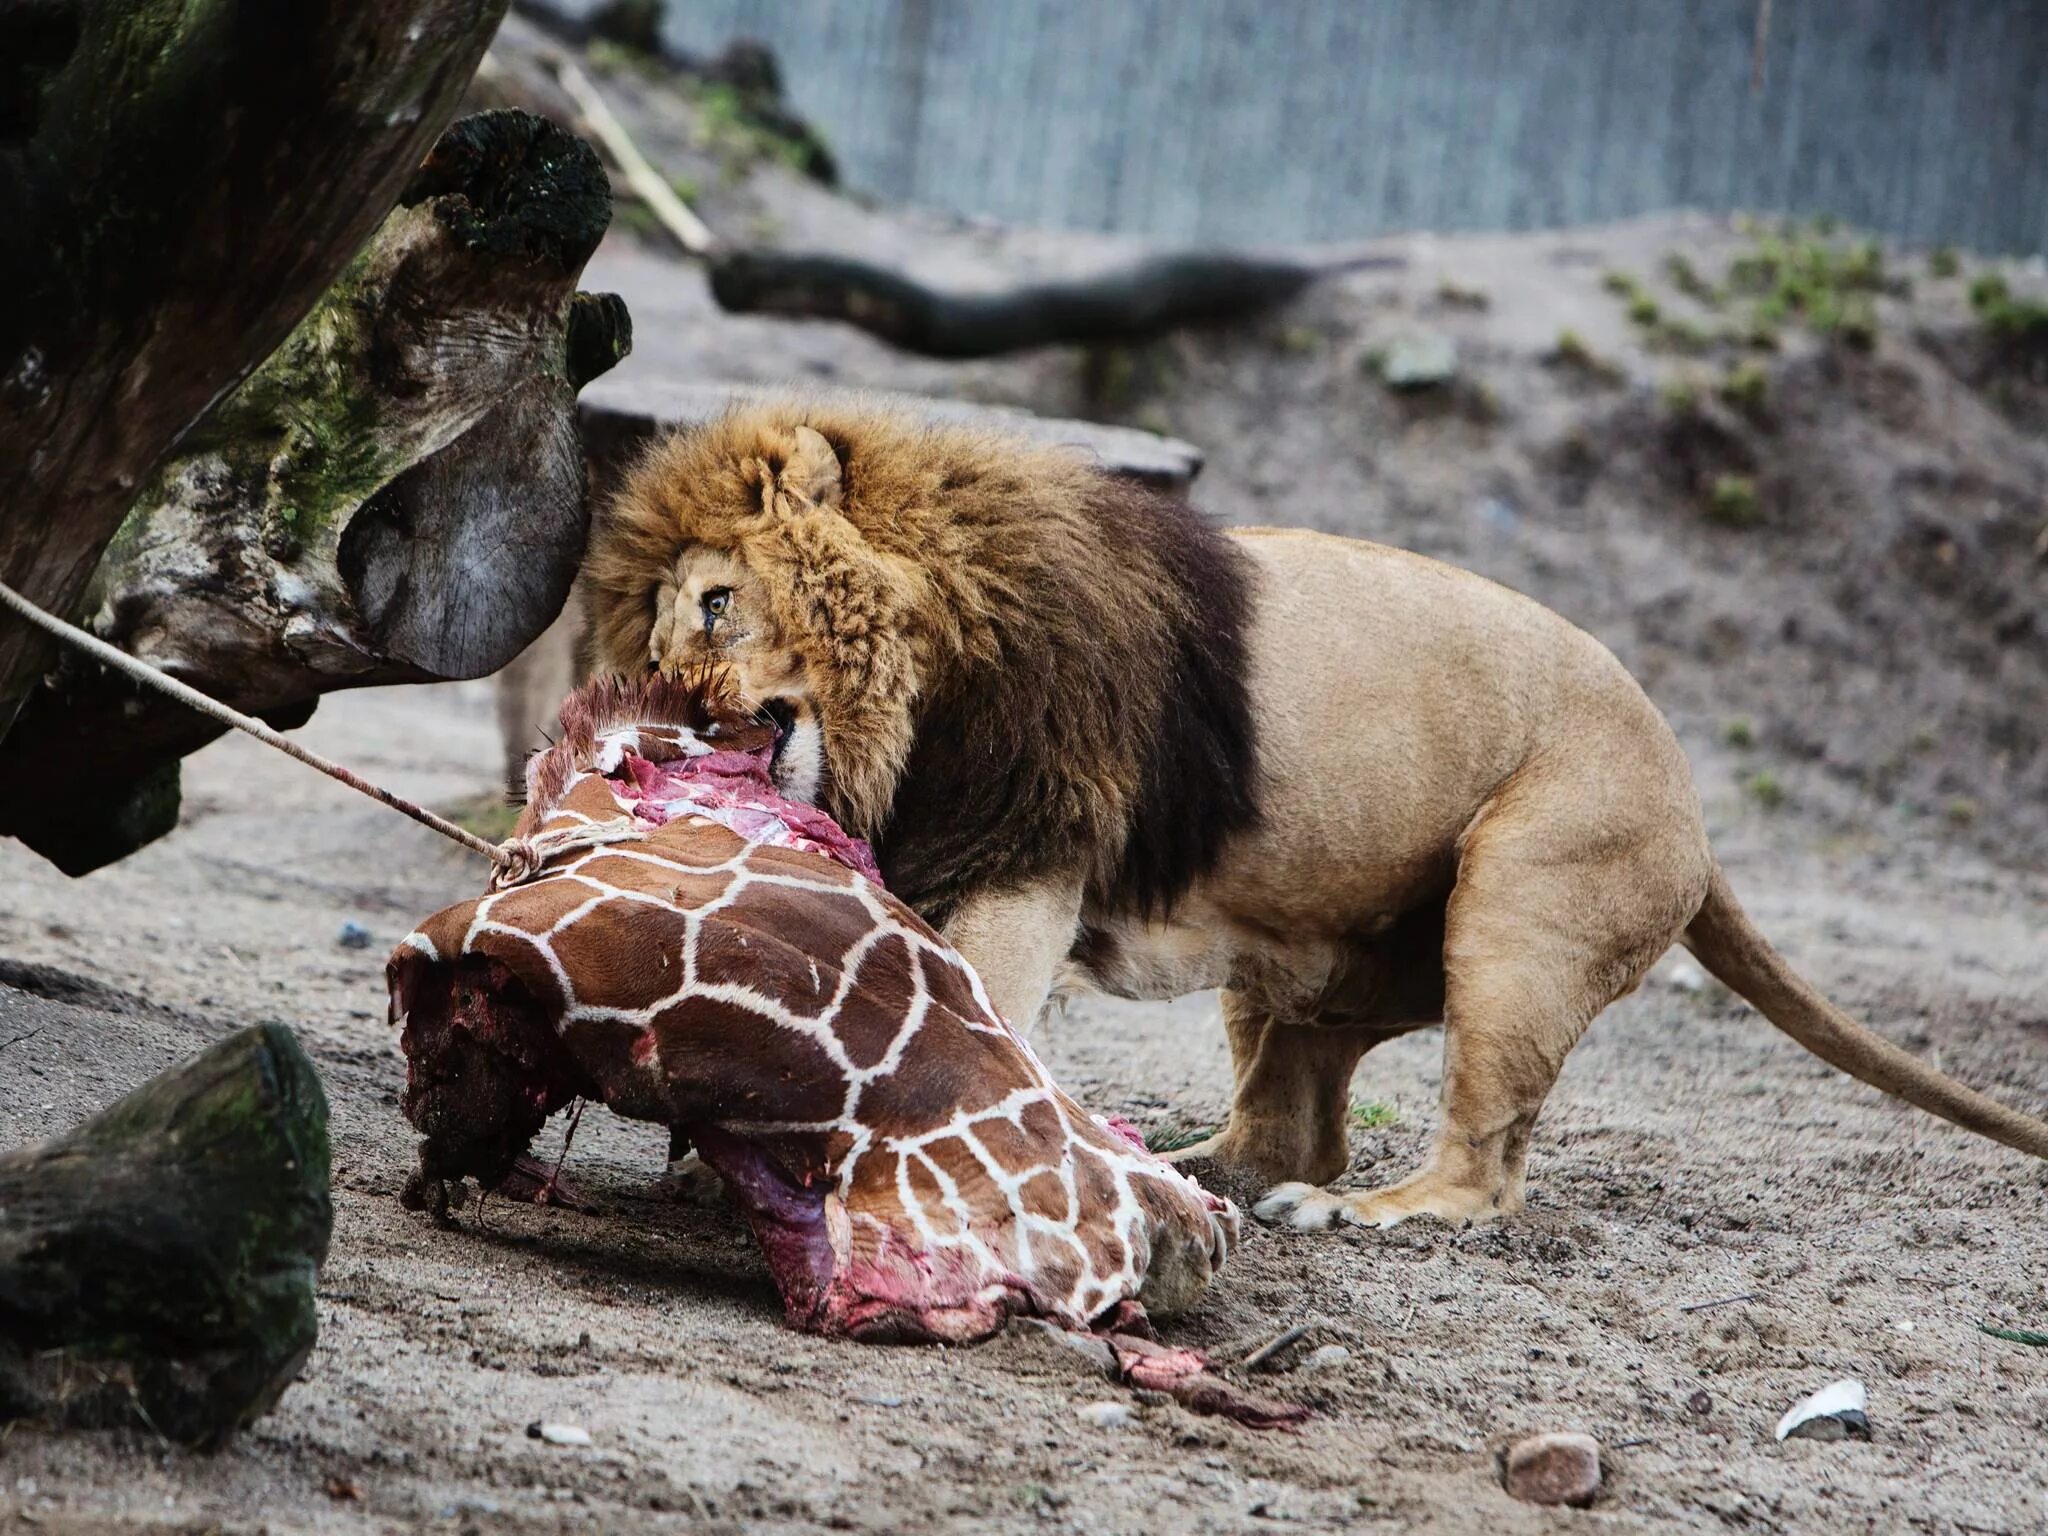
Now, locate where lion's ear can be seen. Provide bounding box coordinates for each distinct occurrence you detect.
[780,425,843,510]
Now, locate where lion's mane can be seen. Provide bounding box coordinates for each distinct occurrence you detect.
[587,402,1258,923]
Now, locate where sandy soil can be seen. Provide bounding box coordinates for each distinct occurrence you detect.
[1,675,2044,1536]
[5,28,2048,1532]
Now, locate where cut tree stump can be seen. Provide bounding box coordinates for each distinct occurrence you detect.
[0,0,512,735]
[0,109,632,875]
[577,376,1205,494]
[0,1023,332,1447]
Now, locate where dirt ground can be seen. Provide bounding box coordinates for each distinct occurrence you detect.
[5,27,2048,1533]
[2,671,2044,1536]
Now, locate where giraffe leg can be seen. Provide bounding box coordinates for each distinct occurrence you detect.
[1255,768,1707,1232]
[1162,991,1382,1187]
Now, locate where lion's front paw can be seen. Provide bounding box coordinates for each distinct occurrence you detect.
[1253,1172,1511,1232]
[1250,1182,1348,1231]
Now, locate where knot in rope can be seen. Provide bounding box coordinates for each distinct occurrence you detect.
[490,817,648,890]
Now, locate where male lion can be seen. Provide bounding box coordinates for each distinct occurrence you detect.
[585,403,2048,1231]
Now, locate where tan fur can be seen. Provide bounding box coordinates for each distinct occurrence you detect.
[586,405,2048,1231]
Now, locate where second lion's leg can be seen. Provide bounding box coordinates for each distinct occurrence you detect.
[1162,990,1381,1186]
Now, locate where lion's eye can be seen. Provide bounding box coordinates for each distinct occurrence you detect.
[701,588,732,620]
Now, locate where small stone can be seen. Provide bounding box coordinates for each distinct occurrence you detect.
[337,920,373,950]
[1077,1400,1134,1429]
[1664,958,1708,993]
[1687,1389,1713,1415]
[1301,1344,1352,1371]
[1775,1378,1870,1442]
[1474,496,1518,532]
[1503,1432,1602,1507]
[1377,332,1458,389]
[1009,1317,1117,1376]
[527,1421,592,1447]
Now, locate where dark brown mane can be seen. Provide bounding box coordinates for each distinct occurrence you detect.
[880,474,1259,924]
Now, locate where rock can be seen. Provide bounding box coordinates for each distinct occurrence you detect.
[1008,1317,1118,1376]
[1664,957,1709,993]
[1378,332,1457,389]
[1301,1344,1352,1371]
[1774,1379,1870,1442]
[1077,1400,1134,1429]
[527,1421,592,1447]
[1503,1432,1602,1507]
[1687,1388,1713,1415]
[337,920,372,950]
[1474,495,1518,532]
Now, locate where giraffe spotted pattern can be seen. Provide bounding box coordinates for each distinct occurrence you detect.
[389,675,1238,1345]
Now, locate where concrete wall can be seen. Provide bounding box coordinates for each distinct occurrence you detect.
[649,0,2047,253]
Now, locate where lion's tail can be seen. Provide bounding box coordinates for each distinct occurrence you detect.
[1682,866,2048,1159]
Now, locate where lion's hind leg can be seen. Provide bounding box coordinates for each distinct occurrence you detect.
[1256,764,1709,1232]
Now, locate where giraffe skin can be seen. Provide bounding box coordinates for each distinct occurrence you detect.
[388,675,1248,1353]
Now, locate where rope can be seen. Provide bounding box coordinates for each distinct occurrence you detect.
[489,817,646,890]
[0,577,509,868]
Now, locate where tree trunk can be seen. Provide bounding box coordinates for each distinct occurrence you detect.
[0,1023,332,1449]
[0,109,631,875]
[0,0,514,734]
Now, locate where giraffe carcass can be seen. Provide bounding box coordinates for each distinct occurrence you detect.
[387,675,1272,1405]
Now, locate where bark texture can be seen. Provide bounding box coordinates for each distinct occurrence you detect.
[0,108,630,874]
[0,1023,332,1448]
[0,0,513,729]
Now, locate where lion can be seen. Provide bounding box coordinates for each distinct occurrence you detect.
[583,401,2048,1231]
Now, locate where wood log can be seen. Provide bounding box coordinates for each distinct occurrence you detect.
[0,1023,332,1448]
[0,109,631,875]
[0,0,512,736]
[577,375,1205,494]
[705,249,1350,359]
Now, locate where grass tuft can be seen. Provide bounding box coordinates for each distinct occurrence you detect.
[1707,473,1762,527]
[1551,329,1624,385]
[1717,360,1770,415]
[1741,769,1786,810]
